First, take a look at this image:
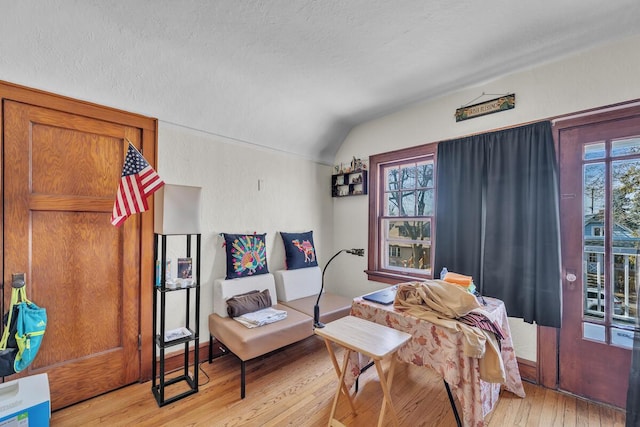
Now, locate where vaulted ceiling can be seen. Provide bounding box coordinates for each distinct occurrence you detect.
[1,1,639,163]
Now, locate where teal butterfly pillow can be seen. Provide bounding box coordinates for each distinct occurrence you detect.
[223,233,269,279]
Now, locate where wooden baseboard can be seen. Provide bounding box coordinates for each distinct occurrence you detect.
[517,357,537,383]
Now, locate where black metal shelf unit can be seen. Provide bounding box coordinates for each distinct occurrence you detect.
[152,233,201,407]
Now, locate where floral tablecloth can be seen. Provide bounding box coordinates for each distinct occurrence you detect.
[349,296,526,427]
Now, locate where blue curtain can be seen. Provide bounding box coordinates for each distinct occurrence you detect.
[434,121,562,327]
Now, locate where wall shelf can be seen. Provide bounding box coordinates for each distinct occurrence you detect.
[332,170,368,197]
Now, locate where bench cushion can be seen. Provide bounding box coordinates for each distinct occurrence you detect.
[209,303,313,361]
[213,274,278,318]
[273,266,321,302]
[279,293,352,324]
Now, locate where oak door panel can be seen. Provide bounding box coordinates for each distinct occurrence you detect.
[3,100,141,409]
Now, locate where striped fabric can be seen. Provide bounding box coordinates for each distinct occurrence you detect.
[458,311,505,341]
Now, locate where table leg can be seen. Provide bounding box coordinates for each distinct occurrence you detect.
[443,380,462,427]
[323,339,357,414]
[327,348,354,426]
[374,357,401,427]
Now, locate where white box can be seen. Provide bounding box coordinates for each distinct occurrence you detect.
[0,373,50,426]
[154,184,202,235]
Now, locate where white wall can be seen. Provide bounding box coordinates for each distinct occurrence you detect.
[332,34,640,361]
[156,122,333,344]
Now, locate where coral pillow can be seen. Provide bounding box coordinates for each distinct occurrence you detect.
[223,233,269,279]
[280,231,318,270]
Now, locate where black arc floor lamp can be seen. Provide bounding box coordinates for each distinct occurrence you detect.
[314,248,365,328]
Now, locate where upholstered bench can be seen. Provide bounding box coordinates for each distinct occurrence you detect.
[208,273,313,398]
[274,266,352,325]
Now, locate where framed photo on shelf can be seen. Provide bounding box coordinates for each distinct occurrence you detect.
[178,257,193,279]
[177,257,194,287]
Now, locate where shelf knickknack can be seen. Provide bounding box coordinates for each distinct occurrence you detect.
[332,157,368,197]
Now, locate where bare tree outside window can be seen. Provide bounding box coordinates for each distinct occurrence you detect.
[384,160,435,274]
[368,144,438,283]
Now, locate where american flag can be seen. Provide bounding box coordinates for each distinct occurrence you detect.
[111,142,164,227]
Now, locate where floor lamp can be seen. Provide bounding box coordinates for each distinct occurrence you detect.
[314,248,364,328]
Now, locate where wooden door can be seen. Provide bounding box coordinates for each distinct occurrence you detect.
[3,99,144,409]
[557,109,640,408]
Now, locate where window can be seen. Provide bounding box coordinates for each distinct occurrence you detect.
[367,143,437,283]
[389,246,401,258]
[581,137,640,326]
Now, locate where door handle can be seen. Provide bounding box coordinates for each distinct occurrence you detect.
[564,270,577,290]
[11,273,25,288]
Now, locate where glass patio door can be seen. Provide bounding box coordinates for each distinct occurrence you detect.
[558,113,640,408]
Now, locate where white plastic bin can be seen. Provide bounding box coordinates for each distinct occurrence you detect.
[0,373,50,426]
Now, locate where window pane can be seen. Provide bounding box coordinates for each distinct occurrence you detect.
[400,192,415,216]
[416,161,434,188]
[385,218,432,273]
[387,220,431,241]
[611,158,640,325]
[387,244,405,267]
[583,163,605,216]
[400,164,416,189]
[384,192,401,216]
[417,189,434,216]
[611,326,634,348]
[387,242,431,271]
[612,137,640,157]
[584,142,605,160]
[385,167,400,191]
[583,162,605,319]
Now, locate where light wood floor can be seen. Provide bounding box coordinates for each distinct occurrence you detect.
[52,336,625,426]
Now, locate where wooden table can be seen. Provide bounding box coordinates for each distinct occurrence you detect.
[314,315,411,427]
[349,296,526,427]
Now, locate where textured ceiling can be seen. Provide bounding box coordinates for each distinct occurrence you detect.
[1,1,640,163]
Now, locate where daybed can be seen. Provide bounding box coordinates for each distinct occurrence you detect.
[208,267,351,398]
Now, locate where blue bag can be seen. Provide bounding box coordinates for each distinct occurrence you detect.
[0,284,47,375]
[14,299,47,372]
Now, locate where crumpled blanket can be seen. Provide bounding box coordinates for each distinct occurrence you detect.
[233,307,287,329]
[394,280,505,383]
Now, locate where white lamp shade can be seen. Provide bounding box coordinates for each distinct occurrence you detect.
[154,184,202,235]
